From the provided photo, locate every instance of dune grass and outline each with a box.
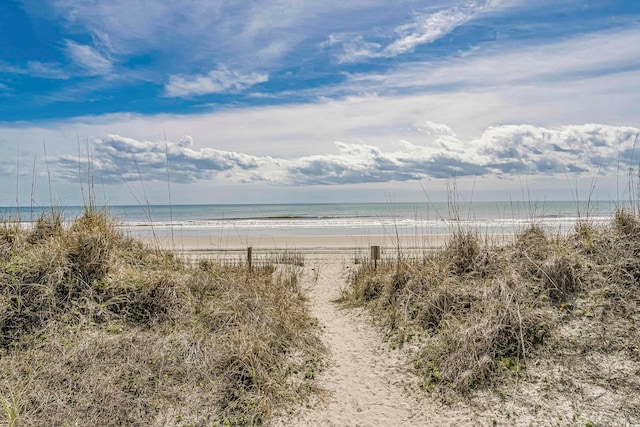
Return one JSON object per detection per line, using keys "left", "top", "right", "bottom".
{"left": 343, "top": 209, "right": 640, "bottom": 419}
{"left": 0, "top": 208, "right": 324, "bottom": 426}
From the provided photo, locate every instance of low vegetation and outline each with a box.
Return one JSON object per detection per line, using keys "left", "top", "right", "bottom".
{"left": 0, "top": 208, "right": 324, "bottom": 426}
{"left": 344, "top": 210, "right": 640, "bottom": 423}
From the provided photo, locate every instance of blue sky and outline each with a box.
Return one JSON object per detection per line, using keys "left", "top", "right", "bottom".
{"left": 0, "top": 0, "right": 639, "bottom": 206}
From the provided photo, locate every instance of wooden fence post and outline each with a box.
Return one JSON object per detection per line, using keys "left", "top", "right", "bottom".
{"left": 371, "top": 245, "right": 380, "bottom": 269}
{"left": 247, "top": 247, "right": 253, "bottom": 270}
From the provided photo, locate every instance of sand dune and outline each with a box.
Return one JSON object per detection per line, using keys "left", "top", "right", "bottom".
{"left": 175, "top": 234, "right": 637, "bottom": 426}
{"left": 174, "top": 236, "right": 486, "bottom": 426}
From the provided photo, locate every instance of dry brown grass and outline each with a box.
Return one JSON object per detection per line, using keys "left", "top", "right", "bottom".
{"left": 344, "top": 210, "right": 640, "bottom": 423}
{"left": 0, "top": 209, "right": 324, "bottom": 426}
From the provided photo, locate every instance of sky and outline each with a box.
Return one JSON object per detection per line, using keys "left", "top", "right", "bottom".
{"left": 0, "top": 0, "right": 639, "bottom": 206}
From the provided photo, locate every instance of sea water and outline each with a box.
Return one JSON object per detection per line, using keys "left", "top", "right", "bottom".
{"left": 0, "top": 200, "right": 628, "bottom": 238}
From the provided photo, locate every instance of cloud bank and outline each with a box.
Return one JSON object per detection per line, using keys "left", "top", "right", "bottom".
{"left": 58, "top": 134, "right": 267, "bottom": 184}
{"left": 57, "top": 124, "right": 640, "bottom": 186}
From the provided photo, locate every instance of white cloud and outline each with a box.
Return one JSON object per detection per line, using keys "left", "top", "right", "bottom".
{"left": 329, "top": 1, "right": 501, "bottom": 62}
{"left": 50, "top": 0, "right": 176, "bottom": 55}
{"left": 64, "top": 40, "right": 113, "bottom": 75}
{"left": 323, "top": 35, "right": 381, "bottom": 63}
{"left": 44, "top": 0, "right": 391, "bottom": 72}
{"left": 282, "top": 124, "right": 639, "bottom": 184}
{"left": 164, "top": 67, "right": 269, "bottom": 97}
{"left": 26, "top": 61, "right": 70, "bottom": 80}
{"left": 54, "top": 124, "right": 640, "bottom": 188}
{"left": 347, "top": 27, "right": 640, "bottom": 91}
{"left": 57, "top": 134, "right": 269, "bottom": 184}
{"left": 416, "top": 121, "right": 458, "bottom": 138}
{"left": 385, "top": 5, "right": 477, "bottom": 55}
{"left": 0, "top": 61, "right": 70, "bottom": 80}
{"left": 471, "top": 124, "right": 640, "bottom": 174}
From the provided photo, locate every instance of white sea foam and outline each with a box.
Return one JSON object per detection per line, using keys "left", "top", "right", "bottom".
{"left": 121, "top": 214, "right": 614, "bottom": 238}
{"left": 2, "top": 201, "right": 621, "bottom": 238}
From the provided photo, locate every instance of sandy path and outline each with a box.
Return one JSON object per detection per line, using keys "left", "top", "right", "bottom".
{"left": 276, "top": 253, "right": 433, "bottom": 426}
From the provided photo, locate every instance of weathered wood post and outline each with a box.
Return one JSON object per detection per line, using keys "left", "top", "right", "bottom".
{"left": 247, "top": 247, "right": 253, "bottom": 270}
{"left": 371, "top": 245, "right": 380, "bottom": 269}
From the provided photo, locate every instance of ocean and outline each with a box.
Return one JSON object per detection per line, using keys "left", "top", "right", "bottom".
{"left": 0, "top": 200, "right": 629, "bottom": 238}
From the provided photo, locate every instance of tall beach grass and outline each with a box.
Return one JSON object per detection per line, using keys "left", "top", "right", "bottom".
{"left": 343, "top": 203, "right": 640, "bottom": 422}
{"left": 0, "top": 207, "right": 325, "bottom": 426}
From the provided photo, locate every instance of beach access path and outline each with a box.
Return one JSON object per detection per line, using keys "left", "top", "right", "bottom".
{"left": 275, "top": 251, "right": 433, "bottom": 426}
